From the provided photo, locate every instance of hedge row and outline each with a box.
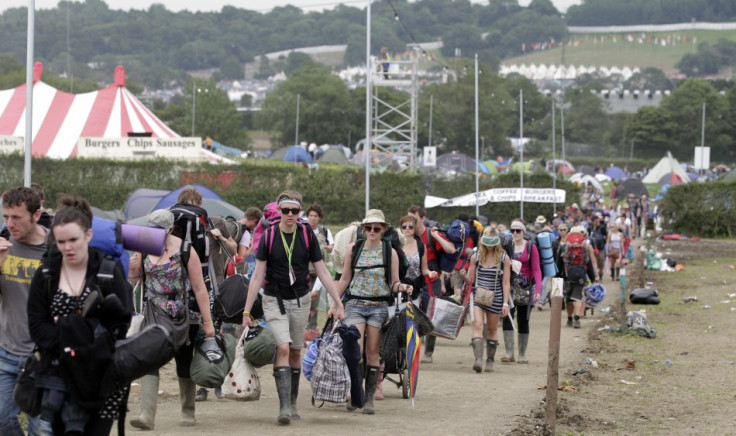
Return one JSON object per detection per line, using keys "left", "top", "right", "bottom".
{"left": 659, "top": 180, "right": 736, "bottom": 238}
{"left": 1, "top": 154, "right": 578, "bottom": 227}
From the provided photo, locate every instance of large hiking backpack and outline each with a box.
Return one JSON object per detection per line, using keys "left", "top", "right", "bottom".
{"left": 221, "top": 216, "right": 246, "bottom": 245}
{"left": 350, "top": 225, "right": 409, "bottom": 296}
{"left": 251, "top": 202, "right": 280, "bottom": 257}
{"left": 561, "top": 233, "right": 589, "bottom": 284}
{"left": 429, "top": 219, "right": 470, "bottom": 272}
{"left": 168, "top": 203, "right": 211, "bottom": 311}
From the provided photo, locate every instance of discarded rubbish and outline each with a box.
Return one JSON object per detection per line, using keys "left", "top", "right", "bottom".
{"left": 630, "top": 288, "right": 660, "bottom": 305}
{"left": 599, "top": 305, "right": 612, "bottom": 314}
{"left": 682, "top": 296, "right": 698, "bottom": 303}
{"left": 664, "top": 359, "right": 673, "bottom": 367}
{"left": 617, "top": 360, "right": 636, "bottom": 371}
{"left": 626, "top": 311, "right": 657, "bottom": 338}
{"left": 620, "top": 379, "right": 637, "bottom": 385}
{"left": 728, "top": 293, "right": 736, "bottom": 298}
{"left": 591, "top": 360, "right": 599, "bottom": 368}
{"left": 720, "top": 300, "right": 731, "bottom": 304}
{"left": 584, "top": 357, "right": 593, "bottom": 365}
{"left": 701, "top": 305, "right": 711, "bottom": 309}
{"left": 572, "top": 368, "right": 590, "bottom": 376}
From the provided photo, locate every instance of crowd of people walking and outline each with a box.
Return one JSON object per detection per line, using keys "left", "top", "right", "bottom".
{"left": 0, "top": 183, "right": 630, "bottom": 434}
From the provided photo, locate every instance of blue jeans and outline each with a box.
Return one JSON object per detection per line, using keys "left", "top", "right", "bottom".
{"left": 0, "top": 347, "right": 53, "bottom": 436}
{"left": 344, "top": 301, "right": 388, "bottom": 328}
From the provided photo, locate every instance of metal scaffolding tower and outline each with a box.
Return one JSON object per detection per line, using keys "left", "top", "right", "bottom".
{"left": 359, "top": 57, "right": 419, "bottom": 172}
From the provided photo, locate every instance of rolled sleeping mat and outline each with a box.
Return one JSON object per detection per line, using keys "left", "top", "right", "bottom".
{"left": 536, "top": 232, "right": 558, "bottom": 278}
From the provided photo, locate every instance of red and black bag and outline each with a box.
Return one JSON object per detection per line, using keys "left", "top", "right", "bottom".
{"left": 562, "top": 233, "right": 589, "bottom": 284}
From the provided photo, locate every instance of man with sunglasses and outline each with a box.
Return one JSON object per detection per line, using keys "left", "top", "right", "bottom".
{"left": 407, "top": 205, "right": 457, "bottom": 363}
{"left": 242, "top": 190, "right": 345, "bottom": 425}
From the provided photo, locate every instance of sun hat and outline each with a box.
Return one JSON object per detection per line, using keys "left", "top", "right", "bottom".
{"left": 148, "top": 209, "right": 174, "bottom": 232}
{"left": 535, "top": 215, "right": 546, "bottom": 225}
{"left": 571, "top": 203, "right": 579, "bottom": 209}
{"left": 361, "top": 209, "right": 388, "bottom": 226}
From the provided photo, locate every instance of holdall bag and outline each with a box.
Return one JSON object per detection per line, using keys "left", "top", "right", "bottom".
{"left": 629, "top": 288, "right": 660, "bottom": 305}
{"left": 112, "top": 324, "right": 176, "bottom": 387}
{"left": 190, "top": 333, "right": 237, "bottom": 388}
{"left": 311, "top": 321, "right": 350, "bottom": 405}
{"left": 303, "top": 319, "right": 333, "bottom": 381}
{"left": 13, "top": 353, "right": 42, "bottom": 417}
{"left": 222, "top": 328, "right": 261, "bottom": 402}
{"left": 242, "top": 324, "right": 277, "bottom": 368}
{"left": 428, "top": 297, "right": 467, "bottom": 340}
{"left": 212, "top": 274, "right": 264, "bottom": 324}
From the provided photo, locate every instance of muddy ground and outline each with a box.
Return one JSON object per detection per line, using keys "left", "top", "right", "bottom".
{"left": 121, "top": 238, "right": 736, "bottom": 436}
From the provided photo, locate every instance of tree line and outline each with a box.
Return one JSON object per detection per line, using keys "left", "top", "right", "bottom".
{"left": 1, "top": 0, "right": 735, "bottom": 89}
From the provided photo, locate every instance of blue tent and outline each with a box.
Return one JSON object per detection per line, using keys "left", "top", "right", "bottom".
{"left": 605, "top": 166, "right": 626, "bottom": 180}
{"left": 654, "top": 184, "right": 669, "bottom": 202}
{"left": 283, "top": 145, "right": 313, "bottom": 163}
{"left": 154, "top": 185, "right": 223, "bottom": 210}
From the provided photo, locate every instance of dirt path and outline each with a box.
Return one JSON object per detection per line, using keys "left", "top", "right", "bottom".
{"left": 122, "top": 295, "right": 603, "bottom": 436}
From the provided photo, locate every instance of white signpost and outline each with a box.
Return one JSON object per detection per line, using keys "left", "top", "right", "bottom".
{"left": 423, "top": 146, "right": 437, "bottom": 167}
{"left": 694, "top": 146, "right": 710, "bottom": 171}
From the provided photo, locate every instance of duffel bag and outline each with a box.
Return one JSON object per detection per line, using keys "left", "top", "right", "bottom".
{"left": 242, "top": 325, "right": 277, "bottom": 368}
{"left": 191, "top": 332, "right": 237, "bottom": 388}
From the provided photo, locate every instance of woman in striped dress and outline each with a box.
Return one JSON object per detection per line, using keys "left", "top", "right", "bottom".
{"left": 464, "top": 227, "right": 511, "bottom": 373}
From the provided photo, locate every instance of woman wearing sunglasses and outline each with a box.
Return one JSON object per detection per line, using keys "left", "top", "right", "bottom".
{"left": 334, "top": 209, "right": 412, "bottom": 415}
{"left": 501, "top": 219, "right": 541, "bottom": 365}
{"left": 465, "top": 227, "right": 510, "bottom": 373}
{"left": 398, "top": 215, "right": 436, "bottom": 299}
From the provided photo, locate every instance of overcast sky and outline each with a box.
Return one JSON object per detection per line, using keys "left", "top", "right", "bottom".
{"left": 1, "top": 0, "right": 582, "bottom": 14}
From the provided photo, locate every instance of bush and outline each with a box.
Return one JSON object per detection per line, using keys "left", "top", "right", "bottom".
{"left": 659, "top": 180, "right": 736, "bottom": 238}
{"left": 0, "top": 154, "right": 577, "bottom": 228}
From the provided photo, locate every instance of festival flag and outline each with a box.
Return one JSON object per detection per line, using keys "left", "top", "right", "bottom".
{"left": 405, "top": 303, "right": 421, "bottom": 408}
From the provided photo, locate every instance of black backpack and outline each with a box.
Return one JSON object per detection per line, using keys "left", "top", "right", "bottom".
{"left": 349, "top": 226, "right": 409, "bottom": 300}
{"left": 169, "top": 203, "right": 211, "bottom": 311}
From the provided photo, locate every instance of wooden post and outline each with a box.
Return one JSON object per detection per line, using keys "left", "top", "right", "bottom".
{"left": 545, "top": 278, "right": 564, "bottom": 434}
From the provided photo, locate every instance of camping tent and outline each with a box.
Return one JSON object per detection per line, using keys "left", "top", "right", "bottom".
{"left": 154, "top": 185, "right": 223, "bottom": 210}
{"left": 642, "top": 152, "right": 690, "bottom": 185}
{"left": 269, "top": 145, "right": 312, "bottom": 163}
{"left": 618, "top": 177, "right": 648, "bottom": 199}
{"left": 436, "top": 152, "right": 489, "bottom": 174}
{"left": 570, "top": 173, "right": 603, "bottom": 191}
{"left": 124, "top": 189, "right": 170, "bottom": 221}
{"left": 317, "top": 147, "right": 350, "bottom": 165}
{"left": 604, "top": 166, "right": 626, "bottom": 180}
{"left": 127, "top": 198, "right": 244, "bottom": 226}
{"left": 577, "top": 165, "right": 595, "bottom": 176}
{"left": 656, "top": 173, "right": 685, "bottom": 185}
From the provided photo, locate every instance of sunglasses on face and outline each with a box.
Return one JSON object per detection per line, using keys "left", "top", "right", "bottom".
{"left": 401, "top": 225, "right": 414, "bottom": 230}
{"left": 510, "top": 228, "right": 524, "bottom": 234}
{"left": 363, "top": 225, "right": 383, "bottom": 233}
{"left": 280, "top": 207, "right": 301, "bottom": 216}
{"left": 559, "top": 228, "right": 568, "bottom": 232}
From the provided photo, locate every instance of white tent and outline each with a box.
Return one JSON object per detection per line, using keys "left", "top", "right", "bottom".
{"left": 642, "top": 151, "right": 690, "bottom": 184}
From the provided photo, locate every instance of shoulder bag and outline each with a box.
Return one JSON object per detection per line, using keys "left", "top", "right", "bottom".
{"left": 474, "top": 254, "right": 504, "bottom": 308}
{"left": 140, "top": 265, "right": 191, "bottom": 350}
{"left": 13, "top": 353, "right": 42, "bottom": 417}
{"left": 222, "top": 327, "right": 261, "bottom": 402}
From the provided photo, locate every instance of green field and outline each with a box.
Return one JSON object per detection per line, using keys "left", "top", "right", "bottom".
{"left": 503, "top": 29, "right": 736, "bottom": 76}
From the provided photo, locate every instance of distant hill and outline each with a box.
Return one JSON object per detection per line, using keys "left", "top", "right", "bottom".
{"left": 502, "top": 28, "right": 736, "bottom": 76}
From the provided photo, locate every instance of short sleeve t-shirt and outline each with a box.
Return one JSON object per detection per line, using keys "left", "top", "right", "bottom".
{"left": 256, "top": 224, "right": 323, "bottom": 299}
{"left": 0, "top": 232, "right": 48, "bottom": 355}
{"left": 239, "top": 231, "right": 252, "bottom": 248}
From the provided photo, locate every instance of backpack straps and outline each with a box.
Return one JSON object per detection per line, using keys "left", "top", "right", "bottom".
{"left": 96, "top": 257, "right": 118, "bottom": 297}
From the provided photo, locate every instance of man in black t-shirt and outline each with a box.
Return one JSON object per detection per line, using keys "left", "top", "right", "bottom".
{"left": 242, "top": 190, "right": 344, "bottom": 425}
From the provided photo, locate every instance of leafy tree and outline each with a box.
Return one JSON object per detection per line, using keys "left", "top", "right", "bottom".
{"left": 255, "top": 62, "right": 354, "bottom": 146}
{"left": 624, "top": 106, "right": 677, "bottom": 158}
{"left": 220, "top": 58, "right": 244, "bottom": 80}
{"left": 624, "top": 67, "right": 672, "bottom": 91}
{"left": 156, "top": 78, "right": 248, "bottom": 149}
{"left": 561, "top": 87, "right": 611, "bottom": 146}
{"left": 660, "top": 79, "right": 731, "bottom": 160}
{"left": 285, "top": 52, "right": 313, "bottom": 76}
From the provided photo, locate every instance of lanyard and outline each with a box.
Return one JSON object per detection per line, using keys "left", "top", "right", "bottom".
{"left": 279, "top": 226, "right": 297, "bottom": 268}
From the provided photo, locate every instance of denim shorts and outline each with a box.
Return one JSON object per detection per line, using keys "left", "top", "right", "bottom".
{"left": 344, "top": 300, "right": 389, "bottom": 328}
